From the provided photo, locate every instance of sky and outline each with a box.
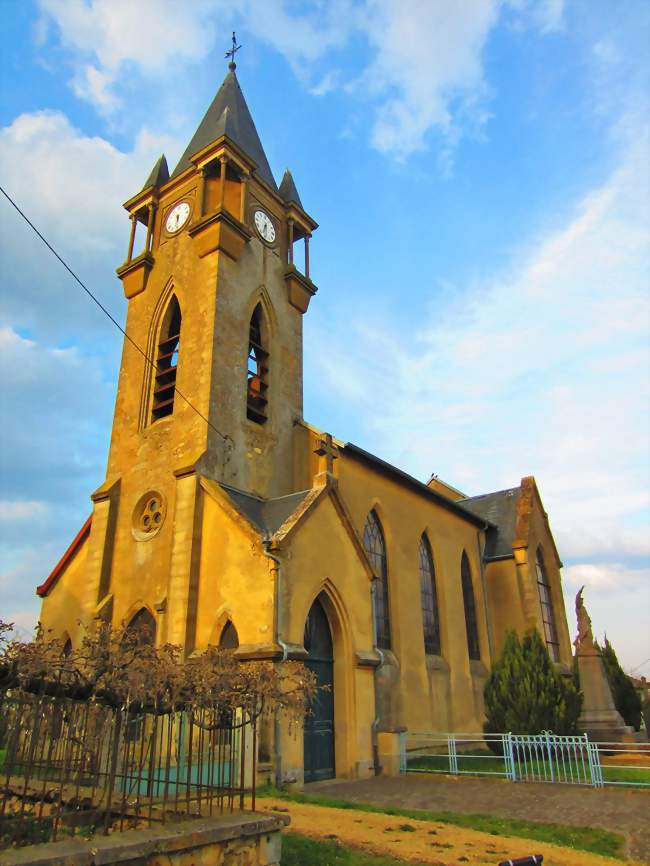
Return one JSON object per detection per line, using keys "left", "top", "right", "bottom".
{"left": 0, "top": 0, "right": 648, "bottom": 676}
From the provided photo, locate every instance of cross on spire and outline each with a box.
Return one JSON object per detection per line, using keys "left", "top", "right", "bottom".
{"left": 225, "top": 31, "right": 242, "bottom": 70}
{"left": 314, "top": 432, "right": 339, "bottom": 476}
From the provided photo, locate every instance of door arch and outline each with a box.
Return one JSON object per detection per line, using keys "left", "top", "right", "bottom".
{"left": 303, "top": 595, "right": 335, "bottom": 782}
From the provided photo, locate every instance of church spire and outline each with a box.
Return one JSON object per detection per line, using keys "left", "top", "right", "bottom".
{"left": 141, "top": 154, "right": 169, "bottom": 191}
{"left": 279, "top": 168, "right": 303, "bottom": 208}
{"left": 170, "top": 60, "right": 277, "bottom": 190}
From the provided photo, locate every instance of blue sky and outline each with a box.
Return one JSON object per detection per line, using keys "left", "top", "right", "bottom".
{"left": 0, "top": 0, "right": 648, "bottom": 675}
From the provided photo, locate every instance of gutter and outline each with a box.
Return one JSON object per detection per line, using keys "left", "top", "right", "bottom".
{"left": 262, "top": 538, "right": 289, "bottom": 787}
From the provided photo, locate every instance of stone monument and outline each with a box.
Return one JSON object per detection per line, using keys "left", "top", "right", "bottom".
{"left": 574, "top": 587, "right": 633, "bottom": 741}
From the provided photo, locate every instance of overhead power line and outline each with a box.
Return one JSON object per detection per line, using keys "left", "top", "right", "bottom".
{"left": 0, "top": 184, "right": 229, "bottom": 443}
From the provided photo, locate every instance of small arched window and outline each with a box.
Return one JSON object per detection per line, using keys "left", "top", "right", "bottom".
{"left": 219, "top": 620, "right": 239, "bottom": 650}
{"left": 419, "top": 535, "right": 441, "bottom": 656}
{"left": 461, "top": 552, "right": 480, "bottom": 661}
{"left": 364, "top": 510, "right": 390, "bottom": 650}
{"left": 152, "top": 295, "right": 181, "bottom": 421}
{"left": 247, "top": 304, "right": 268, "bottom": 423}
{"left": 535, "top": 547, "right": 559, "bottom": 662}
{"left": 62, "top": 637, "right": 72, "bottom": 657}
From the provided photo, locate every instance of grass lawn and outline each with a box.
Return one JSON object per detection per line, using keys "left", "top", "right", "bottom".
{"left": 282, "top": 833, "right": 427, "bottom": 866}
{"left": 260, "top": 786, "right": 625, "bottom": 860}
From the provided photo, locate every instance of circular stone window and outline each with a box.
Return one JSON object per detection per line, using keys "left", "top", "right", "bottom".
{"left": 132, "top": 491, "right": 166, "bottom": 540}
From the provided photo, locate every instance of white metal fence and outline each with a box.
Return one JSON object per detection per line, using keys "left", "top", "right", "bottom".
{"left": 400, "top": 731, "right": 650, "bottom": 788}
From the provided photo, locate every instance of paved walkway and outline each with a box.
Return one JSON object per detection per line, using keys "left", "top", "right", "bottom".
{"left": 309, "top": 774, "right": 650, "bottom": 862}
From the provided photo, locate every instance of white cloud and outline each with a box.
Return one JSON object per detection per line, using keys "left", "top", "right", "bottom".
{"left": 563, "top": 563, "right": 649, "bottom": 591}
{"left": 0, "top": 500, "right": 47, "bottom": 521}
{"left": 0, "top": 110, "right": 181, "bottom": 340}
{"left": 36, "top": 1, "right": 562, "bottom": 158}
{"left": 38, "top": 0, "right": 226, "bottom": 111}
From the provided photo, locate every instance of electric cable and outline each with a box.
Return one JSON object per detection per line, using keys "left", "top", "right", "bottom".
{"left": 0, "top": 183, "right": 230, "bottom": 442}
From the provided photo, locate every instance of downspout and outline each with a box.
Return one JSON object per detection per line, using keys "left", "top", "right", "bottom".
{"left": 476, "top": 526, "right": 494, "bottom": 662}
{"left": 370, "top": 577, "right": 385, "bottom": 775}
{"left": 262, "top": 538, "right": 289, "bottom": 788}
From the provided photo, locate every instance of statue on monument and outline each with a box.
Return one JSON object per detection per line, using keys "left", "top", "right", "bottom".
{"left": 573, "top": 585, "right": 632, "bottom": 740}
{"left": 574, "top": 586, "right": 596, "bottom": 652}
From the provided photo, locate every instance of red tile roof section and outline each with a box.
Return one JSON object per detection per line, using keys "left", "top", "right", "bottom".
{"left": 36, "top": 515, "right": 92, "bottom": 597}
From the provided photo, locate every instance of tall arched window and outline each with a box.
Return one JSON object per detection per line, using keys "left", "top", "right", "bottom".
{"left": 461, "top": 552, "right": 480, "bottom": 661}
{"left": 363, "top": 510, "right": 390, "bottom": 650}
{"left": 419, "top": 534, "right": 441, "bottom": 656}
{"left": 247, "top": 304, "right": 268, "bottom": 423}
{"left": 152, "top": 295, "right": 181, "bottom": 421}
{"left": 535, "top": 547, "right": 559, "bottom": 662}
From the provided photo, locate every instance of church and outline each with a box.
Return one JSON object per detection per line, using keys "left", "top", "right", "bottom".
{"left": 37, "top": 58, "right": 573, "bottom": 786}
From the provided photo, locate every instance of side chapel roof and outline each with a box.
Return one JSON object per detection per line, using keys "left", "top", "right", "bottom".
{"left": 171, "top": 69, "right": 277, "bottom": 190}
{"left": 219, "top": 483, "right": 311, "bottom": 536}
{"left": 460, "top": 486, "right": 520, "bottom": 560}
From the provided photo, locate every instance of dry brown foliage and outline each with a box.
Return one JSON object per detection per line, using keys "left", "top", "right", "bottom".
{"left": 0, "top": 620, "right": 315, "bottom": 718}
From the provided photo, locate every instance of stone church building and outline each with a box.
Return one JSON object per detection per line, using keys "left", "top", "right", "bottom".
{"left": 37, "top": 63, "right": 573, "bottom": 785}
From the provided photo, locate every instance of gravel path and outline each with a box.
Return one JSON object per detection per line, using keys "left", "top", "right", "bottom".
{"left": 309, "top": 774, "right": 650, "bottom": 862}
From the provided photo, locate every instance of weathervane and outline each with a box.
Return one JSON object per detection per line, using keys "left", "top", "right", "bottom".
{"left": 225, "top": 31, "right": 242, "bottom": 70}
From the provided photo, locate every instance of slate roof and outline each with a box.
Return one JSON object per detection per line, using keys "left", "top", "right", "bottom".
{"left": 142, "top": 154, "right": 169, "bottom": 190}
{"left": 171, "top": 70, "right": 277, "bottom": 190}
{"left": 459, "top": 487, "right": 520, "bottom": 559}
{"left": 219, "top": 483, "right": 311, "bottom": 536}
{"left": 279, "top": 168, "right": 303, "bottom": 208}
{"left": 343, "top": 443, "right": 491, "bottom": 528}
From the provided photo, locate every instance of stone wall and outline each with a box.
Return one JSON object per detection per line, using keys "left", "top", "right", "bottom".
{"left": 0, "top": 813, "right": 288, "bottom": 866}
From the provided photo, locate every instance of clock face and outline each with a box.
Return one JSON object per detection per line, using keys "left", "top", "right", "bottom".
{"left": 253, "top": 209, "right": 276, "bottom": 244}
{"left": 165, "top": 201, "right": 191, "bottom": 234}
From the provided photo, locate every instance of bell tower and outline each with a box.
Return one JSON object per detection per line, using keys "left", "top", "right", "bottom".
{"left": 108, "top": 56, "right": 318, "bottom": 500}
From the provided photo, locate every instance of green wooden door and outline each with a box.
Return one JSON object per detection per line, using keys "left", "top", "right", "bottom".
{"left": 303, "top": 597, "right": 335, "bottom": 782}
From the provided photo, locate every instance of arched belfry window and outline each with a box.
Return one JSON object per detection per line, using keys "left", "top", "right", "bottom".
{"left": 219, "top": 621, "right": 239, "bottom": 650}
{"left": 247, "top": 304, "right": 268, "bottom": 423}
{"left": 419, "top": 534, "right": 441, "bottom": 656}
{"left": 152, "top": 295, "right": 181, "bottom": 421}
{"left": 364, "top": 510, "right": 391, "bottom": 650}
{"left": 535, "top": 547, "right": 559, "bottom": 662}
{"left": 461, "top": 552, "right": 480, "bottom": 661}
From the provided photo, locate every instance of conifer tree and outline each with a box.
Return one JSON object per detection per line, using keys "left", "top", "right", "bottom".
{"left": 484, "top": 628, "right": 582, "bottom": 737}
{"left": 601, "top": 637, "right": 641, "bottom": 730}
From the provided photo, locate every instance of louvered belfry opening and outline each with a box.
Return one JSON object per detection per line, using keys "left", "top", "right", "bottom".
{"left": 152, "top": 296, "right": 181, "bottom": 422}
{"left": 247, "top": 304, "right": 268, "bottom": 423}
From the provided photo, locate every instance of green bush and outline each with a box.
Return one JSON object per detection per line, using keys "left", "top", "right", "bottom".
{"left": 484, "top": 629, "right": 582, "bottom": 738}
{"left": 601, "top": 638, "right": 642, "bottom": 730}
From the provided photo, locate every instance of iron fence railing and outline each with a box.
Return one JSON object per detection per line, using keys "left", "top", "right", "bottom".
{"left": 0, "top": 692, "right": 257, "bottom": 848}
{"left": 401, "top": 731, "right": 650, "bottom": 788}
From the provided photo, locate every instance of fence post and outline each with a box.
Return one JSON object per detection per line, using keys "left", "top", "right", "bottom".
{"left": 587, "top": 736, "right": 603, "bottom": 788}
{"left": 448, "top": 735, "right": 458, "bottom": 775}
{"left": 546, "top": 731, "right": 554, "bottom": 783}
{"left": 504, "top": 733, "right": 516, "bottom": 781}
{"left": 399, "top": 731, "right": 407, "bottom": 773}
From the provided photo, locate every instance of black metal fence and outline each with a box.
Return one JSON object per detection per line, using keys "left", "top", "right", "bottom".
{"left": 0, "top": 691, "right": 257, "bottom": 848}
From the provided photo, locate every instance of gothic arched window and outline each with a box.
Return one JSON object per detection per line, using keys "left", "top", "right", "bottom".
{"left": 219, "top": 620, "right": 239, "bottom": 650}
{"left": 124, "top": 607, "right": 156, "bottom": 646}
{"left": 364, "top": 510, "right": 390, "bottom": 650}
{"left": 247, "top": 304, "right": 268, "bottom": 423}
{"left": 152, "top": 295, "right": 181, "bottom": 421}
{"left": 461, "top": 552, "right": 480, "bottom": 661}
{"left": 419, "top": 534, "right": 441, "bottom": 656}
{"left": 536, "top": 547, "right": 559, "bottom": 662}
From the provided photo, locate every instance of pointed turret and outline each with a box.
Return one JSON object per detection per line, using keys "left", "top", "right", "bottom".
{"left": 279, "top": 168, "right": 303, "bottom": 209}
{"left": 142, "top": 154, "right": 169, "bottom": 191}
{"left": 171, "top": 69, "right": 277, "bottom": 190}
